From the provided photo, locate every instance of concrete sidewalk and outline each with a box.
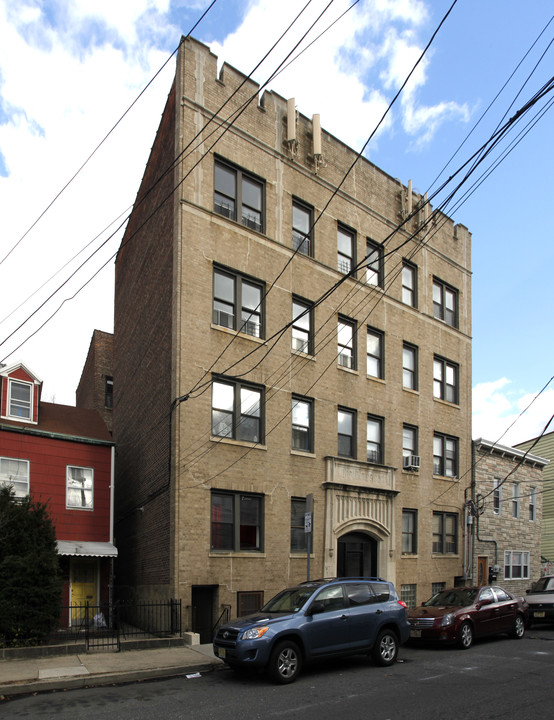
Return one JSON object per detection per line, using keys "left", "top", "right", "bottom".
{"left": 0, "top": 643, "right": 224, "bottom": 698}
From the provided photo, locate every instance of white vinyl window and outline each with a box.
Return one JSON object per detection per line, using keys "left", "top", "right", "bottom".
{"left": 7, "top": 379, "right": 33, "bottom": 421}
{"left": 67, "top": 466, "right": 94, "bottom": 509}
{"left": 504, "top": 551, "right": 530, "bottom": 579}
{"left": 0, "top": 457, "right": 30, "bottom": 498}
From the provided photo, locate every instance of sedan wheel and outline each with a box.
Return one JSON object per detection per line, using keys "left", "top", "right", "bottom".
{"left": 511, "top": 614, "right": 525, "bottom": 639}
{"left": 457, "top": 621, "right": 473, "bottom": 649}
{"left": 268, "top": 641, "right": 302, "bottom": 684}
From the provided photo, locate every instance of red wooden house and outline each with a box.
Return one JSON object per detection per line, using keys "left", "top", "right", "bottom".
{"left": 0, "top": 362, "right": 116, "bottom": 623}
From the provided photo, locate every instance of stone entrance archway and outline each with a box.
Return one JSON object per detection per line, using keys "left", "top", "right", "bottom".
{"left": 337, "top": 531, "right": 378, "bottom": 577}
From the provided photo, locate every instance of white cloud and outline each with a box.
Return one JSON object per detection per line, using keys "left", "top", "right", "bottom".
{"left": 472, "top": 378, "right": 554, "bottom": 448}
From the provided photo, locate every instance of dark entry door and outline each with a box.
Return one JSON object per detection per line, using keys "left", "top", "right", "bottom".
{"left": 337, "top": 532, "right": 377, "bottom": 577}
{"left": 191, "top": 586, "right": 217, "bottom": 643}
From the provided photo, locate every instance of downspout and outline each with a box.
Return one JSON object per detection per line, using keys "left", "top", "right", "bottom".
{"left": 110, "top": 445, "right": 115, "bottom": 610}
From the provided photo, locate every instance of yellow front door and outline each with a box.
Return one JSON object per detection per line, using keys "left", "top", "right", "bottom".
{"left": 70, "top": 558, "right": 98, "bottom": 626}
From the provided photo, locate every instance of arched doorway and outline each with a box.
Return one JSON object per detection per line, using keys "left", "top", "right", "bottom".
{"left": 337, "top": 531, "right": 378, "bottom": 577}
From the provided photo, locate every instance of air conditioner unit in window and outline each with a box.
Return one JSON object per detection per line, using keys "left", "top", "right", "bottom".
{"left": 213, "top": 309, "right": 235, "bottom": 329}
{"left": 403, "top": 454, "right": 420, "bottom": 471}
{"left": 241, "top": 320, "right": 261, "bottom": 338}
{"left": 338, "top": 352, "right": 353, "bottom": 369}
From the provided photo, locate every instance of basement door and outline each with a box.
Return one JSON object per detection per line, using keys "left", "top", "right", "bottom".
{"left": 191, "top": 586, "right": 217, "bottom": 643}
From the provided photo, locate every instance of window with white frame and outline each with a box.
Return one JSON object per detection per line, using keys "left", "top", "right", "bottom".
{"left": 212, "top": 378, "right": 263, "bottom": 443}
{"left": 0, "top": 457, "right": 30, "bottom": 498}
{"left": 7, "top": 379, "right": 33, "bottom": 421}
{"left": 433, "top": 356, "right": 459, "bottom": 404}
{"left": 402, "top": 343, "right": 418, "bottom": 390}
{"left": 504, "top": 550, "right": 530, "bottom": 579}
{"left": 512, "top": 482, "right": 520, "bottom": 518}
{"left": 213, "top": 266, "right": 264, "bottom": 338}
{"left": 292, "top": 298, "right": 313, "bottom": 354}
{"left": 67, "top": 466, "right": 94, "bottom": 509}
{"left": 338, "top": 316, "right": 356, "bottom": 370}
{"left": 401, "top": 261, "right": 417, "bottom": 307}
{"left": 337, "top": 224, "right": 355, "bottom": 274}
{"left": 366, "top": 328, "right": 384, "bottom": 379}
{"left": 493, "top": 478, "right": 502, "bottom": 515}
{"left": 529, "top": 486, "right": 537, "bottom": 521}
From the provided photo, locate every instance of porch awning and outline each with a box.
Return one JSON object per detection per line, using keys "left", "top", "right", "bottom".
{"left": 56, "top": 540, "right": 118, "bottom": 558}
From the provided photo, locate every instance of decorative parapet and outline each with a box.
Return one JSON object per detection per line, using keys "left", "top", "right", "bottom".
{"left": 324, "top": 456, "right": 396, "bottom": 494}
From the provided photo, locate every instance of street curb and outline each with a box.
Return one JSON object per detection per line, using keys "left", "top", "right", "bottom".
{"left": 0, "top": 659, "right": 224, "bottom": 699}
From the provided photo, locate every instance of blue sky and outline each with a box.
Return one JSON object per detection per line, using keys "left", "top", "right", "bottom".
{"left": 0, "top": 0, "right": 552, "bottom": 446}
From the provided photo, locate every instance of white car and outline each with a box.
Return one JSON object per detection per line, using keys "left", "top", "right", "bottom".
{"left": 526, "top": 576, "right": 554, "bottom": 625}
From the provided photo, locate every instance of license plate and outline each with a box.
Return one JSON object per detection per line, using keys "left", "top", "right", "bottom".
{"left": 534, "top": 611, "right": 545, "bottom": 618}
{"left": 216, "top": 647, "right": 226, "bottom": 659}
{"left": 410, "top": 629, "right": 422, "bottom": 638}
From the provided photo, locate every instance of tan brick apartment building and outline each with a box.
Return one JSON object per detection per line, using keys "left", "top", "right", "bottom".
{"left": 113, "top": 37, "right": 472, "bottom": 639}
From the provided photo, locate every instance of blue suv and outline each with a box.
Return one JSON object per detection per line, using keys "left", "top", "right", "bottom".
{"left": 213, "top": 577, "right": 410, "bottom": 683}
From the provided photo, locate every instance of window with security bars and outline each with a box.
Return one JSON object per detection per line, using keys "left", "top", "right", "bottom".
{"left": 292, "top": 199, "right": 313, "bottom": 256}
{"left": 366, "top": 415, "right": 383, "bottom": 464}
{"left": 401, "top": 584, "right": 417, "bottom": 609}
{"left": 214, "top": 158, "right": 264, "bottom": 233}
{"left": 338, "top": 316, "right": 356, "bottom": 370}
{"left": 237, "top": 591, "right": 264, "bottom": 617}
{"left": 292, "top": 298, "right": 313, "bottom": 354}
{"left": 337, "top": 224, "right": 355, "bottom": 274}
{"left": 213, "top": 266, "right": 264, "bottom": 339}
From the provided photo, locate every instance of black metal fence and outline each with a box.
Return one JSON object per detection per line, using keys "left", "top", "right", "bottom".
{"left": 44, "top": 599, "right": 182, "bottom": 651}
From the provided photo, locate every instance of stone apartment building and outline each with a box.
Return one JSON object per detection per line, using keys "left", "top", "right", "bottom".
{"left": 471, "top": 439, "right": 547, "bottom": 596}
{"left": 113, "top": 36, "right": 472, "bottom": 639}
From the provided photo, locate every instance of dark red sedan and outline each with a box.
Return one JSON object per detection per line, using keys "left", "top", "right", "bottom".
{"left": 407, "top": 585, "right": 528, "bottom": 649}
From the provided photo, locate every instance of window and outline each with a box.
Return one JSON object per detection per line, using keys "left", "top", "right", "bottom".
{"left": 211, "top": 491, "right": 264, "bottom": 551}
{"left": 365, "top": 239, "right": 383, "bottom": 287}
{"left": 338, "top": 408, "right": 356, "bottom": 458}
{"left": 366, "top": 328, "right": 384, "bottom": 379}
{"left": 292, "top": 396, "right": 313, "bottom": 453}
{"left": 403, "top": 425, "right": 418, "bottom": 459}
{"left": 7, "top": 379, "right": 33, "bottom": 420}
{"left": 432, "top": 582, "right": 446, "bottom": 595}
{"left": 433, "top": 433, "right": 458, "bottom": 478}
{"left": 291, "top": 497, "right": 308, "bottom": 552}
{"left": 402, "top": 510, "right": 417, "bottom": 554}
{"left": 214, "top": 159, "right": 264, "bottom": 232}
{"left": 337, "top": 224, "right": 355, "bottom": 274}
{"left": 493, "top": 478, "right": 502, "bottom": 515}
{"left": 433, "top": 512, "right": 458, "bottom": 554}
{"left": 401, "top": 584, "right": 417, "bottom": 609}
{"left": 338, "top": 316, "right": 356, "bottom": 370}
{"left": 67, "top": 466, "right": 94, "bottom": 509}
{"left": 529, "top": 486, "right": 537, "bottom": 521}
{"left": 402, "top": 261, "right": 417, "bottom": 307}
{"left": 0, "top": 457, "right": 30, "bottom": 498}
{"left": 402, "top": 343, "right": 418, "bottom": 390}
{"left": 504, "top": 550, "right": 530, "bottom": 580}
{"left": 105, "top": 376, "right": 113, "bottom": 409}
{"left": 213, "top": 267, "right": 264, "bottom": 338}
{"left": 366, "top": 415, "right": 383, "bottom": 464}
{"left": 512, "top": 482, "right": 520, "bottom": 518}
{"left": 237, "top": 591, "right": 264, "bottom": 617}
{"left": 292, "top": 298, "right": 313, "bottom": 354}
{"left": 433, "top": 356, "right": 459, "bottom": 404}
{"left": 292, "top": 199, "right": 313, "bottom": 256}
{"left": 433, "top": 278, "right": 458, "bottom": 327}
{"left": 212, "top": 379, "right": 263, "bottom": 443}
